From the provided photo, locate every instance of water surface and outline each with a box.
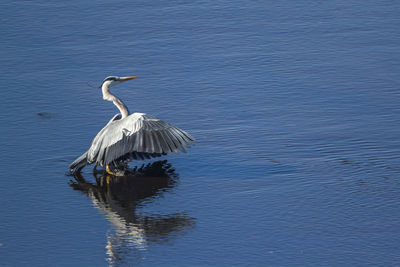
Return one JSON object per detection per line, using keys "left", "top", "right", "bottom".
{"left": 1, "top": 0, "right": 400, "bottom": 266}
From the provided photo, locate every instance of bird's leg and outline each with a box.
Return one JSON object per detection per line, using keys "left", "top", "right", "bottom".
{"left": 93, "top": 164, "right": 100, "bottom": 175}
{"left": 106, "top": 164, "right": 124, "bottom": 177}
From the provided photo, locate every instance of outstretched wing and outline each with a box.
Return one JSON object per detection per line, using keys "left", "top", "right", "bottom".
{"left": 87, "top": 113, "right": 195, "bottom": 166}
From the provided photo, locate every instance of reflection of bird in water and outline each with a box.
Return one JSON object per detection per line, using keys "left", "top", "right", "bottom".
{"left": 69, "top": 76, "right": 195, "bottom": 176}
{"left": 69, "top": 160, "right": 195, "bottom": 265}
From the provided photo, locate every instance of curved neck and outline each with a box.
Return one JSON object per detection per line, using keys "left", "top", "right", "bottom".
{"left": 102, "top": 83, "right": 130, "bottom": 119}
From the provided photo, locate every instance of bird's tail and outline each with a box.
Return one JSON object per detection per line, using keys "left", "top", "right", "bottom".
{"left": 69, "top": 151, "right": 88, "bottom": 172}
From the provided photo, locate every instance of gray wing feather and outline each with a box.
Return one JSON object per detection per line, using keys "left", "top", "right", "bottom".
{"left": 169, "top": 128, "right": 187, "bottom": 153}
{"left": 164, "top": 129, "right": 181, "bottom": 153}
{"left": 155, "top": 130, "right": 170, "bottom": 153}
{"left": 69, "top": 151, "right": 88, "bottom": 170}
{"left": 87, "top": 113, "right": 195, "bottom": 166}
{"left": 152, "top": 131, "right": 163, "bottom": 153}
{"left": 160, "top": 129, "right": 176, "bottom": 153}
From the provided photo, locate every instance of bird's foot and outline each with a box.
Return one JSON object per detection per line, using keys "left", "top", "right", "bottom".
{"left": 106, "top": 164, "right": 125, "bottom": 177}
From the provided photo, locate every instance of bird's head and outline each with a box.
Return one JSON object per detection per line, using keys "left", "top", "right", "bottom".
{"left": 101, "top": 76, "right": 138, "bottom": 88}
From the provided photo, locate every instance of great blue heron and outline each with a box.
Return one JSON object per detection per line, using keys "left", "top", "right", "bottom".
{"left": 69, "top": 76, "right": 194, "bottom": 175}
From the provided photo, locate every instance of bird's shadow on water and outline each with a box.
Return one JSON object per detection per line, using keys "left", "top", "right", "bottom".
{"left": 69, "top": 160, "right": 196, "bottom": 265}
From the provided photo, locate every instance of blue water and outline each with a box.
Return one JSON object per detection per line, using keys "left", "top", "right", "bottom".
{"left": 1, "top": 0, "right": 400, "bottom": 266}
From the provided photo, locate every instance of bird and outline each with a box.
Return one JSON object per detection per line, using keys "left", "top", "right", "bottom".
{"left": 69, "top": 75, "right": 195, "bottom": 175}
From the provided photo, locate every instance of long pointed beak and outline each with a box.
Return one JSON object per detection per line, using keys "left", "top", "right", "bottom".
{"left": 120, "top": 76, "right": 138, "bottom": 82}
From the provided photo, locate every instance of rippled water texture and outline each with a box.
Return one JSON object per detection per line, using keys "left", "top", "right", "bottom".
{"left": 1, "top": 1, "right": 400, "bottom": 266}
